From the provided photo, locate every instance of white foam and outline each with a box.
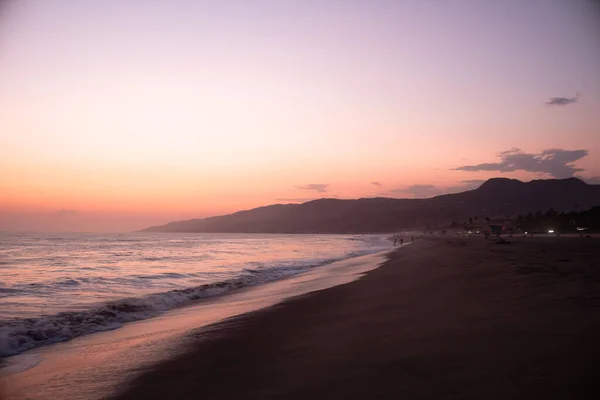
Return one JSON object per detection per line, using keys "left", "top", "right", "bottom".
{"left": 0, "top": 249, "right": 384, "bottom": 356}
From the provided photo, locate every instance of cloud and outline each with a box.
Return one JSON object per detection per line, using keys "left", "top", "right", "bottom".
{"left": 275, "top": 197, "right": 317, "bottom": 203}
{"left": 446, "top": 179, "right": 486, "bottom": 193}
{"left": 55, "top": 209, "right": 79, "bottom": 217}
{"left": 296, "top": 184, "right": 329, "bottom": 193}
{"left": 388, "top": 184, "right": 442, "bottom": 198}
{"left": 371, "top": 181, "right": 382, "bottom": 187}
{"left": 386, "top": 179, "right": 486, "bottom": 198}
{"left": 545, "top": 94, "right": 579, "bottom": 106}
{"left": 577, "top": 176, "right": 600, "bottom": 185}
{"left": 452, "top": 148, "right": 588, "bottom": 178}
{"left": 460, "top": 179, "right": 486, "bottom": 187}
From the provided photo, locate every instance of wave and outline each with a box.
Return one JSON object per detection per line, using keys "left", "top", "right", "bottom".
{"left": 0, "top": 249, "right": 382, "bottom": 357}
{"left": 54, "top": 279, "right": 81, "bottom": 286}
{"left": 133, "top": 272, "right": 190, "bottom": 280}
{"left": 9, "top": 278, "right": 82, "bottom": 291}
{"left": 0, "top": 287, "right": 23, "bottom": 294}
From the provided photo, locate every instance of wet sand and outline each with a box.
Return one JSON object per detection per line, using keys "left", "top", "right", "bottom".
{"left": 113, "top": 237, "right": 600, "bottom": 399}
{"left": 0, "top": 252, "right": 389, "bottom": 400}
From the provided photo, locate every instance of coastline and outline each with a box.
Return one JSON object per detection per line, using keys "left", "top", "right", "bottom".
{"left": 112, "top": 237, "right": 600, "bottom": 399}
{"left": 1, "top": 249, "right": 392, "bottom": 400}
{"left": 0, "top": 233, "right": 390, "bottom": 357}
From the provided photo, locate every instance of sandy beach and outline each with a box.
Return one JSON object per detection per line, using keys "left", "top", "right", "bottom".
{"left": 112, "top": 237, "right": 600, "bottom": 399}
{"left": 0, "top": 251, "right": 390, "bottom": 400}
{"left": 3, "top": 0, "right": 599, "bottom": 398}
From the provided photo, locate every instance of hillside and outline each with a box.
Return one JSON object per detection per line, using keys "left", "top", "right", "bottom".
{"left": 142, "top": 178, "right": 600, "bottom": 233}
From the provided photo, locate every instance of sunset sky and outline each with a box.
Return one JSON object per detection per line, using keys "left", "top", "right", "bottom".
{"left": 1, "top": 0, "right": 599, "bottom": 232}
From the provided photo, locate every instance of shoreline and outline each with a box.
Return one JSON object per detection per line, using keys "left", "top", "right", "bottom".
{"left": 112, "top": 237, "right": 600, "bottom": 399}
{"left": 1, "top": 249, "right": 393, "bottom": 399}
{"left": 0, "top": 243, "right": 390, "bottom": 358}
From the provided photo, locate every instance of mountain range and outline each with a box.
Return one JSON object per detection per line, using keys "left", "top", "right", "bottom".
{"left": 142, "top": 178, "right": 600, "bottom": 233}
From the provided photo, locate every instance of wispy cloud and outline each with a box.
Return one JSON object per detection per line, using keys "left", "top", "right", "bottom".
{"left": 296, "top": 184, "right": 329, "bottom": 193}
{"left": 388, "top": 184, "right": 442, "bottom": 198}
{"left": 371, "top": 181, "right": 382, "bottom": 187}
{"left": 446, "top": 179, "right": 486, "bottom": 193}
{"left": 55, "top": 209, "right": 79, "bottom": 217}
{"left": 452, "top": 148, "right": 588, "bottom": 178}
{"left": 577, "top": 176, "right": 600, "bottom": 185}
{"left": 386, "top": 179, "right": 485, "bottom": 199}
{"left": 460, "top": 179, "right": 486, "bottom": 186}
{"left": 545, "top": 93, "right": 579, "bottom": 106}
{"left": 275, "top": 197, "right": 317, "bottom": 203}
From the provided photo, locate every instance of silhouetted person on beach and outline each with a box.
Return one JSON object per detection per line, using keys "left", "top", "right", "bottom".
{"left": 400, "top": 237, "right": 404, "bottom": 245}
{"left": 411, "top": 236, "right": 414, "bottom": 242}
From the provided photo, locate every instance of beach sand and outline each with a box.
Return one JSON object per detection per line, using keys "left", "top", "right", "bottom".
{"left": 0, "top": 252, "right": 389, "bottom": 400}
{"left": 113, "top": 237, "right": 600, "bottom": 399}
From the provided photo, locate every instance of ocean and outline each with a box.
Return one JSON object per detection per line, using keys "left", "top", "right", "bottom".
{"left": 0, "top": 232, "right": 389, "bottom": 356}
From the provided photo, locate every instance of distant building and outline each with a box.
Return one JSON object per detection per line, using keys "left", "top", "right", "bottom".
{"left": 489, "top": 225, "right": 503, "bottom": 236}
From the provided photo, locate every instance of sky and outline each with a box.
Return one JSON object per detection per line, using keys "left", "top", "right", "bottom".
{"left": 1, "top": 0, "right": 599, "bottom": 232}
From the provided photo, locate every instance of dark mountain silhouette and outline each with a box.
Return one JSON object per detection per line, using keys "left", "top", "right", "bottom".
{"left": 142, "top": 178, "right": 600, "bottom": 233}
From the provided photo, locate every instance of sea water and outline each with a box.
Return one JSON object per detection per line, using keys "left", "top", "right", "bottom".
{"left": 0, "top": 232, "right": 389, "bottom": 355}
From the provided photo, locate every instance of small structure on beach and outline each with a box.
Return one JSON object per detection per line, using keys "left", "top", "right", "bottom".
{"left": 489, "top": 224, "right": 503, "bottom": 236}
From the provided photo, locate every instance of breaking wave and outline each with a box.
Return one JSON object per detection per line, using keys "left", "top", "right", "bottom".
{"left": 0, "top": 250, "right": 379, "bottom": 357}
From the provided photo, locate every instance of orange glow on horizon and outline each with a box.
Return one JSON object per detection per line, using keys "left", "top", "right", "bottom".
{"left": 1, "top": 0, "right": 599, "bottom": 231}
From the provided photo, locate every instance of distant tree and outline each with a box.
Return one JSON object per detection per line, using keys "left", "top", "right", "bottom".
{"left": 517, "top": 214, "right": 523, "bottom": 220}
{"left": 545, "top": 207, "right": 557, "bottom": 217}
{"left": 527, "top": 212, "right": 533, "bottom": 220}
{"left": 535, "top": 210, "right": 543, "bottom": 219}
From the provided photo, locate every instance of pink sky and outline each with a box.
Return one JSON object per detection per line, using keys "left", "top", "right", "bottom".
{"left": 1, "top": 0, "right": 599, "bottom": 232}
